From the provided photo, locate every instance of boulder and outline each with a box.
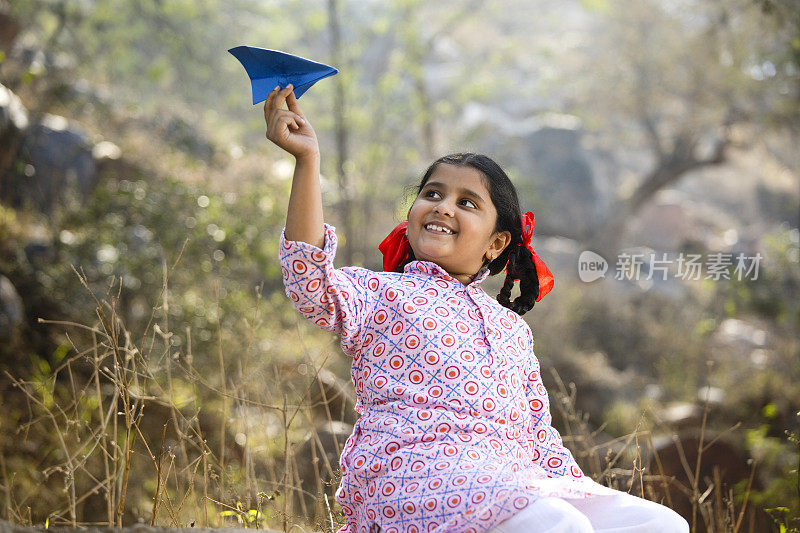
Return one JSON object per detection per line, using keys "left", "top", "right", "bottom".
{"left": 460, "top": 105, "right": 601, "bottom": 239}
{"left": 0, "top": 83, "right": 28, "bottom": 133}
{"left": 544, "top": 350, "right": 640, "bottom": 426}
{"left": 0, "top": 83, "right": 29, "bottom": 194}
{"left": 522, "top": 125, "right": 599, "bottom": 238}
{"left": 0, "top": 11, "right": 20, "bottom": 52}
{"left": 0, "top": 84, "right": 111, "bottom": 215}
{"left": 23, "top": 240, "right": 56, "bottom": 269}
{"left": 161, "top": 115, "right": 215, "bottom": 161}
{"left": 22, "top": 114, "right": 97, "bottom": 215}
{"left": 629, "top": 193, "right": 694, "bottom": 251}
{"left": 0, "top": 275, "right": 23, "bottom": 344}
{"left": 628, "top": 189, "right": 744, "bottom": 252}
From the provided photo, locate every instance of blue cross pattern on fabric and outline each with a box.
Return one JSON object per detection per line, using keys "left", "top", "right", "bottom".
{"left": 279, "top": 223, "right": 617, "bottom": 533}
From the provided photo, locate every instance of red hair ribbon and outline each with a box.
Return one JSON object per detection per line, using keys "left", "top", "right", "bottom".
{"left": 512, "top": 211, "right": 554, "bottom": 302}
{"left": 378, "top": 221, "right": 410, "bottom": 272}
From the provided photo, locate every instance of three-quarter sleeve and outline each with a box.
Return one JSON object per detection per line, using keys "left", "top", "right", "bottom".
{"left": 278, "top": 223, "right": 371, "bottom": 357}
{"left": 525, "top": 354, "right": 585, "bottom": 480}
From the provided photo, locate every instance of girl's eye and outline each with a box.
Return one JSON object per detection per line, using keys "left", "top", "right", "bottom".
{"left": 460, "top": 199, "right": 477, "bottom": 209}
{"left": 424, "top": 190, "right": 441, "bottom": 199}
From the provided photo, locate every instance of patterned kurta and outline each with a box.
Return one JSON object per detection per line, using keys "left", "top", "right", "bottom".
{"left": 279, "top": 223, "right": 616, "bottom": 533}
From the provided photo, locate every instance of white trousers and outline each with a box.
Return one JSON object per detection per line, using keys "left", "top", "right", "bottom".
{"left": 486, "top": 491, "right": 690, "bottom": 533}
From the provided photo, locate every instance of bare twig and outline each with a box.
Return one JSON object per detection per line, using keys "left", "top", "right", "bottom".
{"left": 150, "top": 421, "right": 168, "bottom": 526}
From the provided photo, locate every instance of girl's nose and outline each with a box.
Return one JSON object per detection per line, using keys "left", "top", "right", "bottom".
{"left": 434, "top": 200, "right": 455, "bottom": 217}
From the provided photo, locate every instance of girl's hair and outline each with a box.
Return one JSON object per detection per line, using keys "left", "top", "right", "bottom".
{"left": 401, "top": 152, "right": 540, "bottom": 316}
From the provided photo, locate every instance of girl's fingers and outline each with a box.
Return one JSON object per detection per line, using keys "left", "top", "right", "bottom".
{"left": 273, "top": 84, "right": 294, "bottom": 111}
{"left": 264, "top": 86, "right": 310, "bottom": 148}
{"left": 286, "top": 90, "right": 306, "bottom": 119}
{"left": 266, "top": 86, "right": 306, "bottom": 126}
{"left": 268, "top": 113, "right": 302, "bottom": 140}
{"left": 269, "top": 109, "right": 304, "bottom": 129}
{"left": 280, "top": 114, "right": 301, "bottom": 130}
{"left": 264, "top": 85, "right": 280, "bottom": 111}
{"left": 263, "top": 86, "right": 281, "bottom": 126}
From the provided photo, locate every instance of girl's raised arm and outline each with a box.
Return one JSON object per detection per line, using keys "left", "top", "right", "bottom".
{"left": 264, "top": 85, "right": 324, "bottom": 249}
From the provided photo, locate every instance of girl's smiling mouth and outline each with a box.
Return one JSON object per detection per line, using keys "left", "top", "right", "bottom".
{"left": 424, "top": 223, "right": 456, "bottom": 235}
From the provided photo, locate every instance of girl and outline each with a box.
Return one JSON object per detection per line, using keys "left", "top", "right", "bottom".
{"left": 266, "top": 84, "right": 689, "bottom": 533}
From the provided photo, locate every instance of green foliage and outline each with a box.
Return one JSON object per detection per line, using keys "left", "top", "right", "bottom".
{"left": 0, "top": 204, "right": 18, "bottom": 245}
{"left": 1, "top": 0, "right": 798, "bottom": 529}
{"left": 219, "top": 500, "right": 262, "bottom": 527}
{"left": 745, "top": 424, "right": 800, "bottom": 522}
{"left": 714, "top": 228, "right": 800, "bottom": 326}
{"left": 37, "top": 169, "right": 308, "bottom": 379}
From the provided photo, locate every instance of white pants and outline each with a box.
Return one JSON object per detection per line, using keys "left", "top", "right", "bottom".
{"left": 486, "top": 492, "right": 689, "bottom": 533}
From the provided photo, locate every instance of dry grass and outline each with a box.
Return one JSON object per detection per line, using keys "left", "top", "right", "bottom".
{"left": 548, "top": 367, "right": 766, "bottom": 532}
{"left": 0, "top": 263, "right": 786, "bottom": 532}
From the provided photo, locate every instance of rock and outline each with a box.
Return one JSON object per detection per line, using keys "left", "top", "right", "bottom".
{"left": 713, "top": 318, "right": 767, "bottom": 349}
{"left": 0, "top": 275, "right": 24, "bottom": 343}
{"left": 162, "top": 116, "right": 215, "bottom": 161}
{"left": 0, "top": 83, "right": 29, "bottom": 133}
{"left": 0, "top": 84, "right": 111, "bottom": 215}
{"left": 23, "top": 241, "right": 56, "bottom": 269}
{"left": 94, "top": 146, "right": 147, "bottom": 185}
{"left": 459, "top": 105, "right": 601, "bottom": 239}
{"left": 21, "top": 114, "right": 98, "bottom": 215}
{"left": 628, "top": 193, "right": 694, "bottom": 251}
{"left": 522, "top": 125, "right": 599, "bottom": 238}
{"left": 657, "top": 402, "right": 703, "bottom": 432}
{"left": 629, "top": 189, "right": 743, "bottom": 253}
{"left": 545, "top": 350, "right": 640, "bottom": 426}
{"left": 0, "top": 83, "right": 28, "bottom": 196}
{"left": 92, "top": 140, "right": 122, "bottom": 162}
{"left": 0, "top": 11, "right": 20, "bottom": 52}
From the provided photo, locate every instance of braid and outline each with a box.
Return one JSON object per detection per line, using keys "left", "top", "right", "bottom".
{"left": 516, "top": 246, "right": 540, "bottom": 314}
{"left": 496, "top": 247, "right": 517, "bottom": 309}
{"left": 496, "top": 238, "right": 540, "bottom": 316}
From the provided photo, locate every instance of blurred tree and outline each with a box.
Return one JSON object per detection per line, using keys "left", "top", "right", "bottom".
{"left": 297, "top": 0, "right": 492, "bottom": 265}
{"left": 327, "top": 0, "right": 355, "bottom": 265}
{"left": 2, "top": 0, "right": 292, "bottom": 129}
{"left": 561, "top": 0, "right": 800, "bottom": 254}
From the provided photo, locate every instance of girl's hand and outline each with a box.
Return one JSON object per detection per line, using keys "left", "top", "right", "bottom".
{"left": 264, "top": 85, "right": 319, "bottom": 159}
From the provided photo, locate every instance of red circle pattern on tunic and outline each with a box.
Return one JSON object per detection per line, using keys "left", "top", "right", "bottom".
{"left": 279, "top": 224, "right": 614, "bottom": 533}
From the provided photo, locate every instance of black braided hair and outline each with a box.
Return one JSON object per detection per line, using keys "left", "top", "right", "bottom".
{"left": 399, "top": 153, "right": 542, "bottom": 316}
{"left": 496, "top": 240, "right": 540, "bottom": 315}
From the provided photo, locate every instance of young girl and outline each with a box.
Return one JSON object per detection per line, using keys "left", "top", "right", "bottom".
{"left": 266, "top": 84, "right": 689, "bottom": 533}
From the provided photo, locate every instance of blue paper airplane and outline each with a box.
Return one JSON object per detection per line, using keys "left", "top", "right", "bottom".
{"left": 228, "top": 46, "right": 339, "bottom": 104}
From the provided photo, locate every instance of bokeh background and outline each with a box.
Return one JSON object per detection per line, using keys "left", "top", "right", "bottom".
{"left": 0, "top": 0, "right": 798, "bottom": 531}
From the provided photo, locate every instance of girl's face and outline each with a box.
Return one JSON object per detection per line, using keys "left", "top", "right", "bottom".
{"left": 406, "top": 164, "right": 511, "bottom": 284}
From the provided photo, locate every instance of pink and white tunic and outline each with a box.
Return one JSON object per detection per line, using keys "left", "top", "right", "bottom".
{"left": 279, "top": 223, "right": 615, "bottom": 533}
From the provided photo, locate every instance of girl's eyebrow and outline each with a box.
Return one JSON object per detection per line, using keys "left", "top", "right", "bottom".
{"left": 423, "top": 181, "right": 486, "bottom": 204}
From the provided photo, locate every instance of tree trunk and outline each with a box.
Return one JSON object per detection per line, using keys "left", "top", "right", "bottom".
{"left": 328, "top": 0, "right": 353, "bottom": 266}
{"left": 590, "top": 132, "right": 729, "bottom": 258}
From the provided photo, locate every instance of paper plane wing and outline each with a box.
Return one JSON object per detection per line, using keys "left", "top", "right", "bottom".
{"left": 228, "top": 46, "right": 339, "bottom": 104}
